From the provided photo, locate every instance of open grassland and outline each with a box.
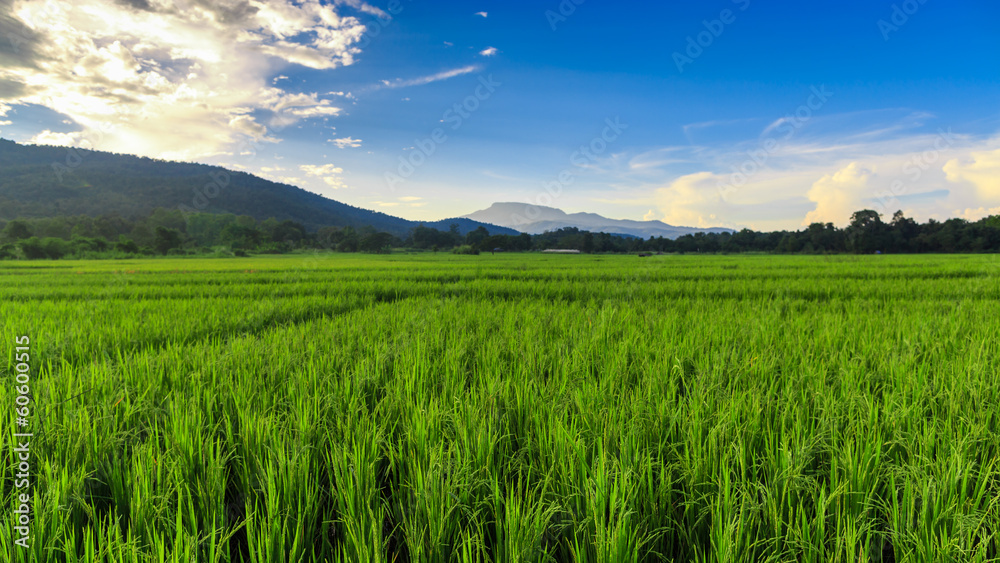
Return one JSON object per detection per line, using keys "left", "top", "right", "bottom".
{"left": 2, "top": 253, "right": 999, "bottom": 562}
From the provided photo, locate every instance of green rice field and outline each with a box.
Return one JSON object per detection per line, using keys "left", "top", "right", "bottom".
{"left": 2, "top": 253, "right": 999, "bottom": 562}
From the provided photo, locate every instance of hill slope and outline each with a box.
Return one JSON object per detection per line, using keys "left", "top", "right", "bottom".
{"left": 0, "top": 139, "right": 515, "bottom": 237}
{"left": 463, "top": 202, "right": 734, "bottom": 239}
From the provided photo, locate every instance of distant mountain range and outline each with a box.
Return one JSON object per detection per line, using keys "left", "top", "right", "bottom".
{"left": 0, "top": 139, "right": 515, "bottom": 237}
{"left": 463, "top": 202, "right": 733, "bottom": 239}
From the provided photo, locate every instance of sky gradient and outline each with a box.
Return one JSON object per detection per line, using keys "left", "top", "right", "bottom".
{"left": 1, "top": 0, "right": 998, "bottom": 230}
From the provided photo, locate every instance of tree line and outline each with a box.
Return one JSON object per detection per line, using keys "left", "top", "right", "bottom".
{"left": 1, "top": 208, "right": 999, "bottom": 260}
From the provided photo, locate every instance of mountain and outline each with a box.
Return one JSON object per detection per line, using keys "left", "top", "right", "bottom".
{"left": 462, "top": 202, "right": 734, "bottom": 239}
{"left": 0, "top": 139, "right": 516, "bottom": 237}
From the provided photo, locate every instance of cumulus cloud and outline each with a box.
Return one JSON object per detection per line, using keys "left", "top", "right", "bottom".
{"left": 802, "top": 163, "right": 874, "bottom": 225}
{"left": 1, "top": 0, "right": 377, "bottom": 159}
{"left": 627, "top": 112, "right": 999, "bottom": 229}
{"left": 475, "top": 11, "right": 488, "bottom": 18}
{"left": 479, "top": 47, "right": 498, "bottom": 57}
{"left": 328, "top": 136, "right": 362, "bottom": 148}
{"left": 654, "top": 171, "right": 729, "bottom": 228}
{"left": 944, "top": 147, "right": 1000, "bottom": 202}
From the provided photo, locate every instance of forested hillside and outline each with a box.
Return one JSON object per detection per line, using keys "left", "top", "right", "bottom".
{"left": 0, "top": 139, "right": 512, "bottom": 237}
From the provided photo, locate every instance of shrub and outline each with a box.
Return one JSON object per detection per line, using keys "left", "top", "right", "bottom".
{"left": 115, "top": 236, "right": 139, "bottom": 254}
{"left": 0, "top": 243, "right": 18, "bottom": 259}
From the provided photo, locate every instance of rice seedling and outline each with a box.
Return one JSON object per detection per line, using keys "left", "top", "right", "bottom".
{"left": 1, "top": 253, "right": 998, "bottom": 561}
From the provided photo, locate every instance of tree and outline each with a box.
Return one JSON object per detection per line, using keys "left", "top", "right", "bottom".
{"left": 269, "top": 220, "right": 307, "bottom": 246}
{"left": 448, "top": 223, "right": 462, "bottom": 246}
{"left": 220, "top": 224, "right": 261, "bottom": 250}
{"left": 94, "top": 213, "right": 132, "bottom": 240}
{"left": 336, "top": 226, "right": 359, "bottom": 252}
{"left": 889, "top": 210, "right": 919, "bottom": 253}
{"left": 846, "top": 209, "right": 884, "bottom": 253}
{"left": 18, "top": 237, "right": 46, "bottom": 259}
{"left": 2, "top": 221, "right": 32, "bottom": 241}
{"left": 130, "top": 223, "right": 155, "bottom": 247}
{"left": 360, "top": 231, "right": 394, "bottom": 253}
{"left": 153, "top": 227, "right": 184, "bottom": 255}
{"left": 465, "top": 226, "right": 490, "bottom": 249}
{"left": 148, "top": 208, "right": 188, "bottom": 233}
{"left": 115, "top": 236, "right": 139, "bottom": 254}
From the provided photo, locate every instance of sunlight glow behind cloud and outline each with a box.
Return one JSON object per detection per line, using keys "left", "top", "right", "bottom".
{"left": 1, "top": 0, "right": 378, "bottom": 159}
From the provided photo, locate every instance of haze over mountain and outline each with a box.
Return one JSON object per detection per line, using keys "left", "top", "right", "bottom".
{"left": 463, "top": 202, "right": 734, "bottom": 239}
{"left": 0, "top": 139, "right": 514, "bottom": 237}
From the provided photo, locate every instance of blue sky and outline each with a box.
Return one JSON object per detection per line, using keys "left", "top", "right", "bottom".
{"left": 2, "top": 0, "right": 999, "bottom": 230}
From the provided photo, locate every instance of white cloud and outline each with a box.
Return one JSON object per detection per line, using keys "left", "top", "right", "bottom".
{"left": 654, "top": 172, "right": 730, "bottom": 229}
{"left": 0, "top": 103, "right": 12, "bottom": 128}
{"left": 328, "top": 136, "right": 362, "bottom": 148}
{"left": 944, "top": 147, "right": 1000, "bottom": 202}
{"left": 375, "top": 65, "right": 481, "bottom": 89}
{"left": 475, "top": 12, "right": 488, "bottom": 18}
{"left": 802, "top": 163, "right": 874, "bottom": 226}
{"left": 621, "top": 114, "right": 999, "bottom": 229}
{"left": 1, "top": 0, "right": 376, "bottom": 159}
{"left": 479, "top": 47, "right": 498, "bottom": 57}
{"left": 300, "top": 163, "right": 347, "bottom": 189}
{"left": 29, "top": 130, "right": 89, "bottom": 147}
{"left": 228, "top": 115, "right": 275, "bottom": 141}
{"left": 373, "top": 198, "right": 426, "bottom": 208}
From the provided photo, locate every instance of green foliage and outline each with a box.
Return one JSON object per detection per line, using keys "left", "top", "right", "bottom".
{"left": 0, "top": 138, "right": 518, "bottom": 237}
{"left": 4, "top": 205, "right": 1000, "bottom": 262}
{"left": 0, "top": 242, "right": 17, "bottom": 259}
{"left": 360, "top": 231, "right": 395, "bottom": 254}
{"left": 115, "top": 235, "right": 139, "bottom": 254}
{"left": 17, "top": 236, "right": 45, "bottom": 259}
{"left": 153, "top": 226, "right": 184, "bottom": 255}
{"left": 2, "top": 219, "right": 32, "bottom": 241}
